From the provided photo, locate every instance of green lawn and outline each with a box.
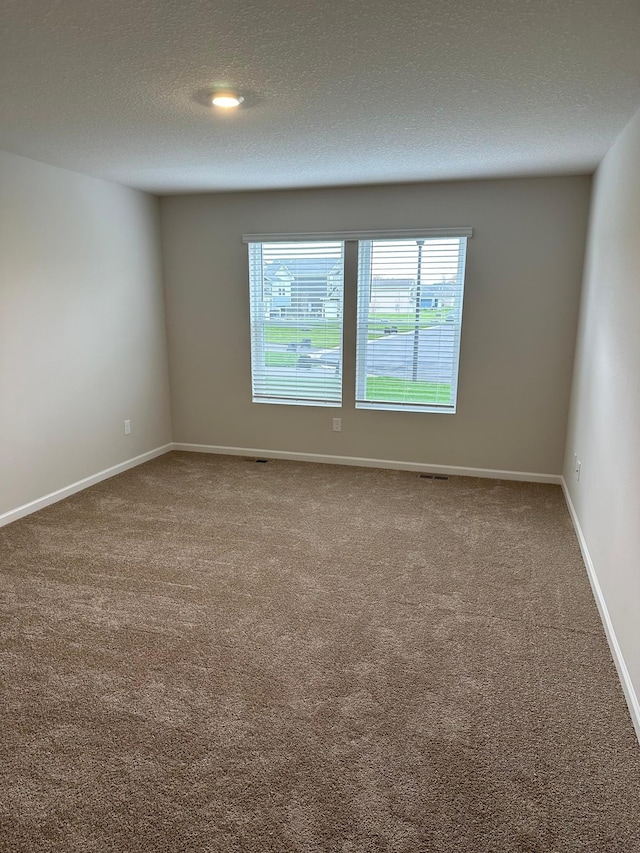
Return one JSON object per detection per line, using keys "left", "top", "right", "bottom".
{"left": 366, "top": 309, "right": 449, "bottom": 335}
{"left": 365, "top": 376, "right": 451, "bottom": 405}
{"left": 258, "top": 375, "right": 341, "bottom": 402}
{"left": 263, "top": 308, "right": 451, "bottom": 348}
{"left": 265, "top": 352, "right": 298, "bottom": 367}
{"left": 258, "top": 367, "right": 451, "bottom": 406}
{"left": 264, "top": 324, "right": 342, "bottom": 348}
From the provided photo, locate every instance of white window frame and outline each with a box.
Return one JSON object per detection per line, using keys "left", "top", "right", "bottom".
{"left": 246, "top": 238, "right": 345, "bottom": 408}
{"left": 243, "top": 228, "right": 472, "bottom": 413}
{"left": 355, "top": 235, "right": 469, "bottom": 414}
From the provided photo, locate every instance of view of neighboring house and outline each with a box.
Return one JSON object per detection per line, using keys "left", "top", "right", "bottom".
{"left": 369, "top": 278, "right": 416, "bottom": 311}
{"left": 264, "top": 257, "right": 343, "bottom": 319}
{"left": 369, "top": 277, "right": 458, "bottom": 311}
{"left": 263, "top": 258, "right": 459, "bottom": 320}
{"left": 421, "top": 279, "right": 458, "bottom": 309}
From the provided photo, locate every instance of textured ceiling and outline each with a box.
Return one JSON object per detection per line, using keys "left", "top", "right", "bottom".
{"left": 2, "top": 0, "right": 640, "bottom": 193}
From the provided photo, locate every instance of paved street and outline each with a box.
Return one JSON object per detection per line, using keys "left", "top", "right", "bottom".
{"left": 364, "top": 327, "right": 456, "bottom": 382}
{"left": 266, "top": 326, "right": 456, "bottom": 383}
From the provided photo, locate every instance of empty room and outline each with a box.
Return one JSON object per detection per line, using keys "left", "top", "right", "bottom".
{"left": 1, "top": 0, "right": 640, "bottom": 850}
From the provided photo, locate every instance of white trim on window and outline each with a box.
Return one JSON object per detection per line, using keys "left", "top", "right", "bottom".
{"left": 355, "top": 236, "right": 468, "bottom": 414}
{"left": 246, "top": 228, "right": 471, "bottom": 414}
{"left": 242, "top": 228, "right": 473, "bottom": 243}
{"left": 247, "top": 240, "right": 345, "bottom": 407}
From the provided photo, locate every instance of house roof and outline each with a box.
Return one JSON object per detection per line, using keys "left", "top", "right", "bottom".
{"left": 2, "top": 0, "right": 640, "bottom": 193}
{"left": 265, "top": 259, "right": 342, "bottom": 279}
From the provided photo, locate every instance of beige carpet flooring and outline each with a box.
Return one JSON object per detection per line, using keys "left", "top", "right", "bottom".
{"left": 1, "top": 451, "right": 640, "bottom": 852}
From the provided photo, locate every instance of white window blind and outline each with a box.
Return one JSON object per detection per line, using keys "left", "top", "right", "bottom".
{"left": 355, "top": 237, "right": 468, "bottom": 413}
{"left": 248, "top": 241, "right": 345, "bottom": 406}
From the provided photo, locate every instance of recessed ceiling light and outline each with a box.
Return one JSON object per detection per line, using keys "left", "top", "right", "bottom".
{"left": 211, "top": 91, "right": 244, "bottom": 109}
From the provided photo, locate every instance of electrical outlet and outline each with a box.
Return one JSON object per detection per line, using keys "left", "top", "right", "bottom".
{"left": 576, "top": 460, "right": 581, "bottom": 481}
{"left": 574, "top": 453, "right": 579, "bottom": 473}
{"left": 332, "top": 417, "right": 342, "bottom": 432}
{"left": 124, "top": 419, "right": 131, "bottom": 435}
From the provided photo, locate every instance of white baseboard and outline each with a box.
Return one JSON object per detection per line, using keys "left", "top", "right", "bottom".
{"left": 172, "top": 443, "right": 562, "bottom": 484}
{"left": 0, "top": 444, "right": 173, "bottom": 529}
{"left": 561, "top": 478, "right": 640, "bottom": 743}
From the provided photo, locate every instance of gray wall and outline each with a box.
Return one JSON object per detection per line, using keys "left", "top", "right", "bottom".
{"left": 0, "top": 151, "right": 172, "bottom": 517}
{"left": 564, "top": 106, "right": 640, "bottom": 707}
{"left": 161, "top": 177, "right": 591, "bottom": 475}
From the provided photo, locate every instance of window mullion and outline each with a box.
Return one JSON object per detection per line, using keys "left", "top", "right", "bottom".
{"left": 341, "top": 240, "right": 359, "bottom": 410}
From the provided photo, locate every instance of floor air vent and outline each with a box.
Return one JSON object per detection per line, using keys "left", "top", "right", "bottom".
{"left": 255, "top": 458, "right": 269, "bottom": 464}
{"left": 420, "top": 473, "right": 449, "bottom": 480}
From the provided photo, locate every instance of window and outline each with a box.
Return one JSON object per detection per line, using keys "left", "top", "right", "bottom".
{"left": 356, "top": 236, "right": 468, "bottom": 413}
{"left": 247, "top": 240, "right": 345, "bottom": 406}
{"left": 245, "top": 228, "right": 470, "bottom": 412}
